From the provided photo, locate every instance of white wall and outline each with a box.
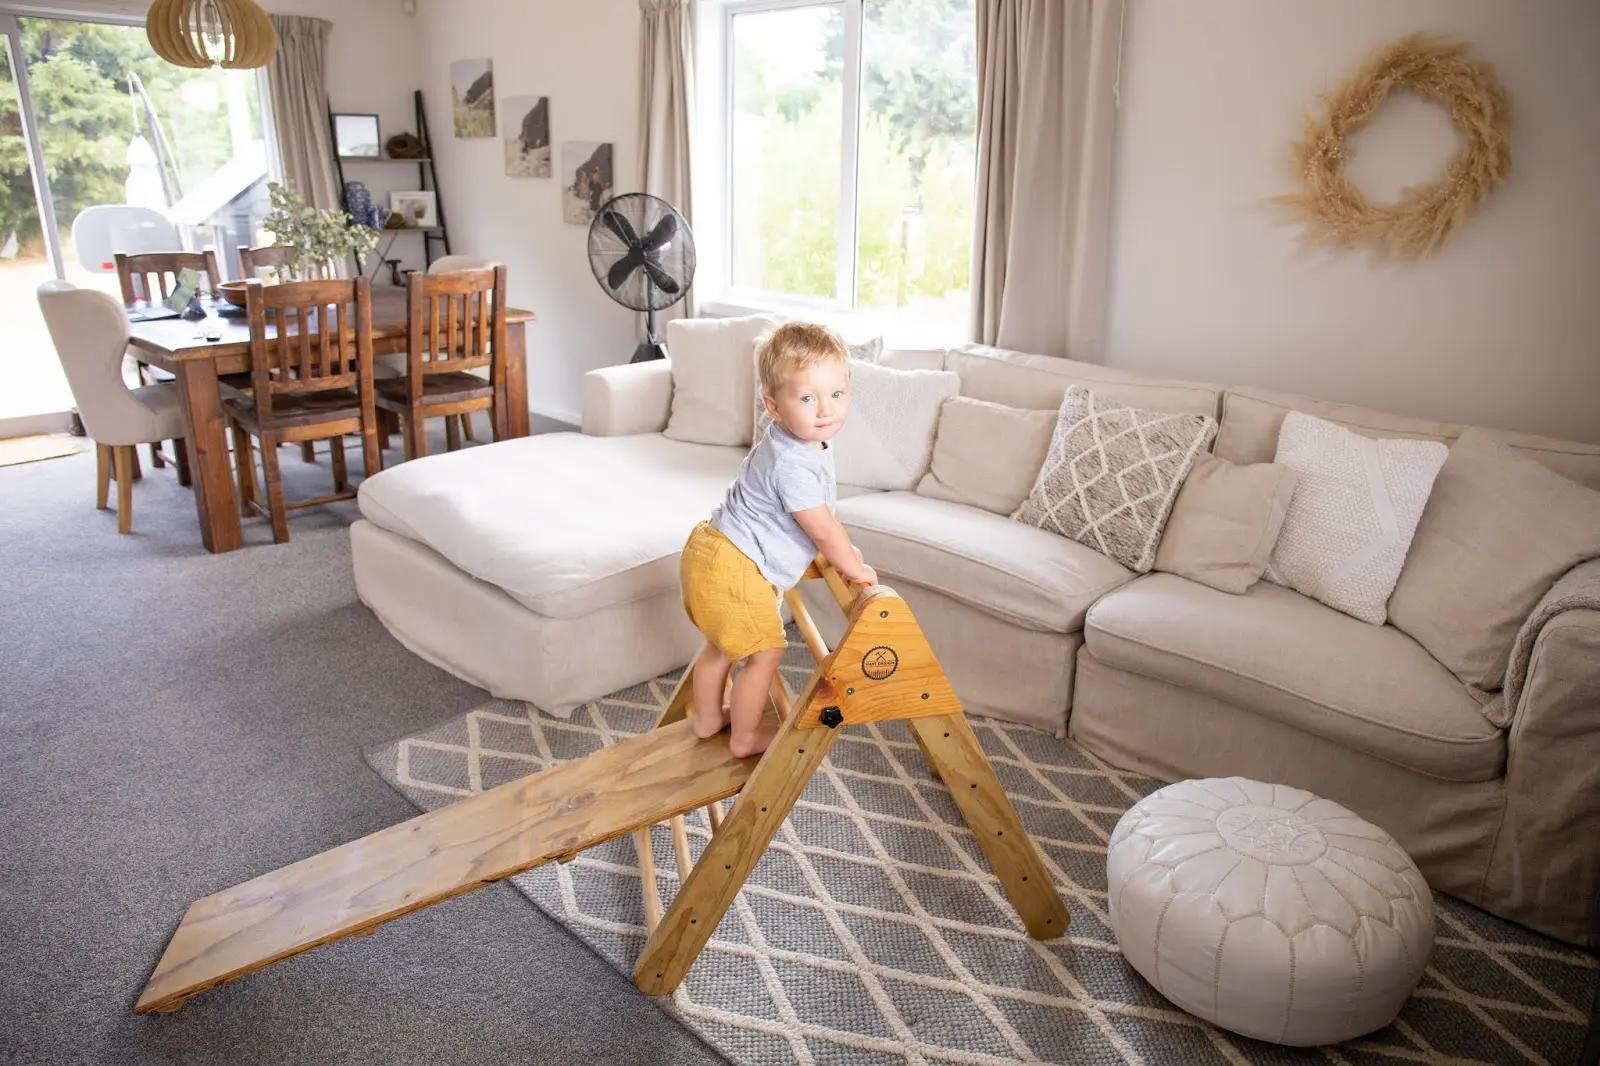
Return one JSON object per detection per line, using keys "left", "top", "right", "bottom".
{"left": 415, "top": 0, "right": 640, "bottom": 425}
{"left": 263, "top": 0, "right": 429, "bottom": 276}
{"left": 1104, "top": 0, "right": 1600, "bottom": 443}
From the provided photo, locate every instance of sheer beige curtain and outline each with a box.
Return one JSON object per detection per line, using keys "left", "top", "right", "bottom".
{"left": 638, "top": 0, "right": 696, "bottom": 318}
{"left": 265, "top": 15, "right": 341, "bottom": 212}
{"left": 970, "top": 0, "right": 1123, "bottom": 359}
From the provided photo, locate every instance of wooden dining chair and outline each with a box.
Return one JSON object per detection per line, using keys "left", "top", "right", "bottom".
{"left": 375, "top": 264, "right": 508, "bottom": 462}
{"left": 238, "top": 244, "right": 324, "bottom": 464}
{"left": 237, "top": 244, "right": 294, "bottom": 279}
{"left": 224, "top": 277, "right": 380, "bottom": 544}
{"left": 114, "top": 250, "right": 224, "bottom": 469}
{"left": 115, "top": 250, "right": 222, "bottom": 303}
{"left": 425, "top": 256, "right": 498, "bottom": 444}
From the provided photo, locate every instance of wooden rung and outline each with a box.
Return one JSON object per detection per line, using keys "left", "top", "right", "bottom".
{"left": 705, "top": 801, "right": 724, "bottom": 831}
{"left": 135, "top": 719, "right": 757, "bottom": 1014}
{"left": 670, "top": 815, "right": 693, "bottom": 882}
{"left": 634, "top": 828, "right": 664, "bottom": 931}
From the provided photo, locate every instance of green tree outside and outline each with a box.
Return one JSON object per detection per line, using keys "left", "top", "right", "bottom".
{"left": 737, "top": 0, "right": 976, "bottom": 316}
{"left": 0, "top": 18, "right": 257, "bottom": 257}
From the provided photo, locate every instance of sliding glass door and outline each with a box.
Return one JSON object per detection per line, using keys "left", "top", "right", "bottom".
{"left": 0, "top": 19, "right": 67, "bottom": 422}
{"left": 0, "top": 10, "right": 269, "bottom": 425}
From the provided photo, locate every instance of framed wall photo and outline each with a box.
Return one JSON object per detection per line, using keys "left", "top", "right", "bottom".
{"left": 333, "top": 113, "right": 382, "bottom": 158}
{"left": 389, "top": 190, "right": 438, "bottom": 228}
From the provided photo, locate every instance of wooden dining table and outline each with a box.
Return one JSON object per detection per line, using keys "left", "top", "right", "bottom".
{"left": 126, "top": 286, "right": 535, "bottom": 554}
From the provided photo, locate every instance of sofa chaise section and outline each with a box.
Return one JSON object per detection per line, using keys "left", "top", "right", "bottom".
{"left": 352, "top": 431, "right": 747, "bottom": 716}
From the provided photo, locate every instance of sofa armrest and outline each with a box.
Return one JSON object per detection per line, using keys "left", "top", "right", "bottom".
{"left": 1483, "top": 557, "right": 1600, "bottom": 945}
{"left": 581, "top": 360, "right": 673, "bottom": 436}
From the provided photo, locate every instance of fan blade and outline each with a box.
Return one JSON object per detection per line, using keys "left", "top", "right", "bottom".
{"left": 607, "top": 249, "right": 646, "bottom": 291}
{"left": 640, "top": 214, "right": 677, "bottom": 252}
{"left": 641, "top": 257, "right": 681, "bottom": 296}
{"left": 600, "top": 209, "right": 640, "bottom": 248}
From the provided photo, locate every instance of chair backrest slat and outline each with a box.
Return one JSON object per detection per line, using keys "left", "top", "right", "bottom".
{"left": 115, "top": 250, "right": 221, "bottom": 305}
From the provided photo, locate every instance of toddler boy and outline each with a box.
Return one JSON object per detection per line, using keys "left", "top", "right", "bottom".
{"left": 678, "top": 323, "right": 877, "bottom": 757}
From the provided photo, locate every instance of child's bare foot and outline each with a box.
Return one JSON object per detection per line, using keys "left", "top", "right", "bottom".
{"left": 689, "top": 702, "right": 732, "bottom": 739}
{"left": 729, "top": 718, "right": 780, "bottom": 758}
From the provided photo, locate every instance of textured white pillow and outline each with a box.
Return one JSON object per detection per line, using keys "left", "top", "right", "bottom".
{"left": 663, "top": 314, "right": 781, "bottom": 446}
{"left": 1266, "top": 411, "right": 1448, "bottom": 625}
{"left": 752, "top": 336, "right": 886, "bottom": 442}
{"left": 814, "top": 360, "right": 960, "bottom": 490}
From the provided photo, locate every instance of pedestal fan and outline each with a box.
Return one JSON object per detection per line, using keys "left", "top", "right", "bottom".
{"left": 586, "top": 194, "right": 696, "bottom": 363}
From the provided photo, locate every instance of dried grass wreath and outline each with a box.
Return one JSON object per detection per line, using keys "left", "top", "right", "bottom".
{"left": 1278, "top": 34, "right": 1511, "bottom": 258}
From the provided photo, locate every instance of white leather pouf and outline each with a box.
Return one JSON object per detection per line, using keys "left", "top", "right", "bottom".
{"left": 1107, "top": 777, "right": 1433, "bottom": 1047}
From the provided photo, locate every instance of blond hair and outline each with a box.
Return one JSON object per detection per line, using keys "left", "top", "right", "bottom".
{"left": 756, "top": 322, "right": 848, "bottom": 396}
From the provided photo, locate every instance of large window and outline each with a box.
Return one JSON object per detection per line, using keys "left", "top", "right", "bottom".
{"left": 0, "top": 14, "right": 268, "bottom": 423}
{"left": 716, "top": 0, "right": 976, "bottom": 332}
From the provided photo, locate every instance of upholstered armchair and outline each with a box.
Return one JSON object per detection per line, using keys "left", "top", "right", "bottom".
{"left": 37, "top": 281, "right": 187, "bottom": 533}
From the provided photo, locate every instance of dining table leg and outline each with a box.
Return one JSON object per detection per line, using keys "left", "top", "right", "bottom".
{"left": 503, "top": 322, "right": 530, "bottom": 438}
{"left": 175, "top": 358, "right": 243, "bottom": 553}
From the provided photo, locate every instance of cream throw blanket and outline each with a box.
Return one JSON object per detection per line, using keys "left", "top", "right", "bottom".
{"left": 1485, "top": 560, "right": 1600, "bottom": 728}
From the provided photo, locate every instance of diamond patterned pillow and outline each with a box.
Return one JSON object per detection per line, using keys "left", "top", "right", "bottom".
{"left": 1013, "top": 386, "right": 1217, "bottom": 572}
{"left": 1265, "top": 411, "right": 1448, "bottom": 625}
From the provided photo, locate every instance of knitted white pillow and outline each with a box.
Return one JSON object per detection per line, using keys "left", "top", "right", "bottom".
{"left": 1266, "top": 411, "right": 1448, "bottom": 625}
{"left": 752, "top": 337, "right": 885, "bottom": 442}
{"left": 751, "top": 359, "right": 956, "bottom": 490}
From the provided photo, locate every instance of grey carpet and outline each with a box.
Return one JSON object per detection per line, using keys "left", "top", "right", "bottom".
{"left": 0, "top": 418, "right": 723, "bottom": 1066}
{"left": 366, "top": 646, "right": 1600, "bottom": 1066}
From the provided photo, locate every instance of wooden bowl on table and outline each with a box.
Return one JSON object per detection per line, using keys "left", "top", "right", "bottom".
{"left": 218, "top": 281, "right": 251, "bottom": 307}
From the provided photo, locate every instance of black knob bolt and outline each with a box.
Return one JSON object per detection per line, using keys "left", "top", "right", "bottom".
{"left": 819, "top": 706, "right": 844, "bottom": 728}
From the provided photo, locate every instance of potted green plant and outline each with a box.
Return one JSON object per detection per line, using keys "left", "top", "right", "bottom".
{"left": 260, "top": 181, "right": 380, "bottom": 280}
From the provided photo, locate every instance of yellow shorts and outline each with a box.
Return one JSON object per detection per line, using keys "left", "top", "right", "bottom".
{"left": 680, "top": 521, "right": 786, "bottom": 661}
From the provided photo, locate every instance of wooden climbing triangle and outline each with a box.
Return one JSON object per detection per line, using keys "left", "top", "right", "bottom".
{"left": 134, "top": 556, "right": 1069, "bottom": 1015}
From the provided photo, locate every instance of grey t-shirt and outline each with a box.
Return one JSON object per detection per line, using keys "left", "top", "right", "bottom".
{"left": 711, "top": 421, "right": 837, "bottom": 589}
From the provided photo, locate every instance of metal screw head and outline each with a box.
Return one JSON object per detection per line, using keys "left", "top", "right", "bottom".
{"left": 819, "top": 706, "right": 844, "bottom": 728}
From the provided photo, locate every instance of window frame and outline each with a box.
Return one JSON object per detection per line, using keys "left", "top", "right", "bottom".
{"left": 717, "top": 0, "right": 864, "bottom": 313}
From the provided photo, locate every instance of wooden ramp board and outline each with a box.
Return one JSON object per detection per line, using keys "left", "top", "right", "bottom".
{"left": 135, "top": 719, "right": 757, "bottom": 1014}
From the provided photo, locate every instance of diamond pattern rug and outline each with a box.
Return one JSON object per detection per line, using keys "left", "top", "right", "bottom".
{"left": 365, "top": 633, "right": 1597, "bottom": 1065}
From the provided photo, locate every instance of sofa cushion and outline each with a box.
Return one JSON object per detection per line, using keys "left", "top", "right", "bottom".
{"left": 1267, "top": 412, "right": 1447, "bottom": 625}
{"left": 917, "top": 396, "right": 1055, "bottom": 515}
{"left": 357, "top": 433, "right": 748, "bottom": 618}
{"left": 838, "top": 490, "right": 1133, "bottom": 633}
{"left": 1388, "top": 429, "right": 1600, "bottom": 692}
{"left": 946, "top": 343, "right": 1221, "bottom": 418}
{"left": 1014, "top": 386, "right": 1216, "bottom": 572}
{"left": 1153, "top": 455, "right": 1298, "bottom": 594}
{"left": 664, "top": 313, "right": 781, "bottom": 446}
{"left": 1216, "top": 385, "right": 1600, "bottom": 491}
{"left": 756, "top": 359, "right": 956, "bottom": 492}
{"left": 1084, "top": 574, "right": 1505, "bottom": 782}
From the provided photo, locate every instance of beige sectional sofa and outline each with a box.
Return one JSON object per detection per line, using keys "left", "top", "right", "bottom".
{"left": 351, "top": 339, "right": 1600, "bottom": 946}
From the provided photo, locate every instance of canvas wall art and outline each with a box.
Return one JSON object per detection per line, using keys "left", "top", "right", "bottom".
{"left": 450, "top": 57, "right": 495, "bottom": 138}
{"left": 504, "top": 96, "right": 551, "bottom": 178}
{"left": 562, "top": 141, "right": 613, "bottom": 226}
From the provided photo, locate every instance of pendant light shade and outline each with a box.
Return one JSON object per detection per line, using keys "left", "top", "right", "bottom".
{"left": 146, "top": 0, "right": 278, "bottom": 70}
